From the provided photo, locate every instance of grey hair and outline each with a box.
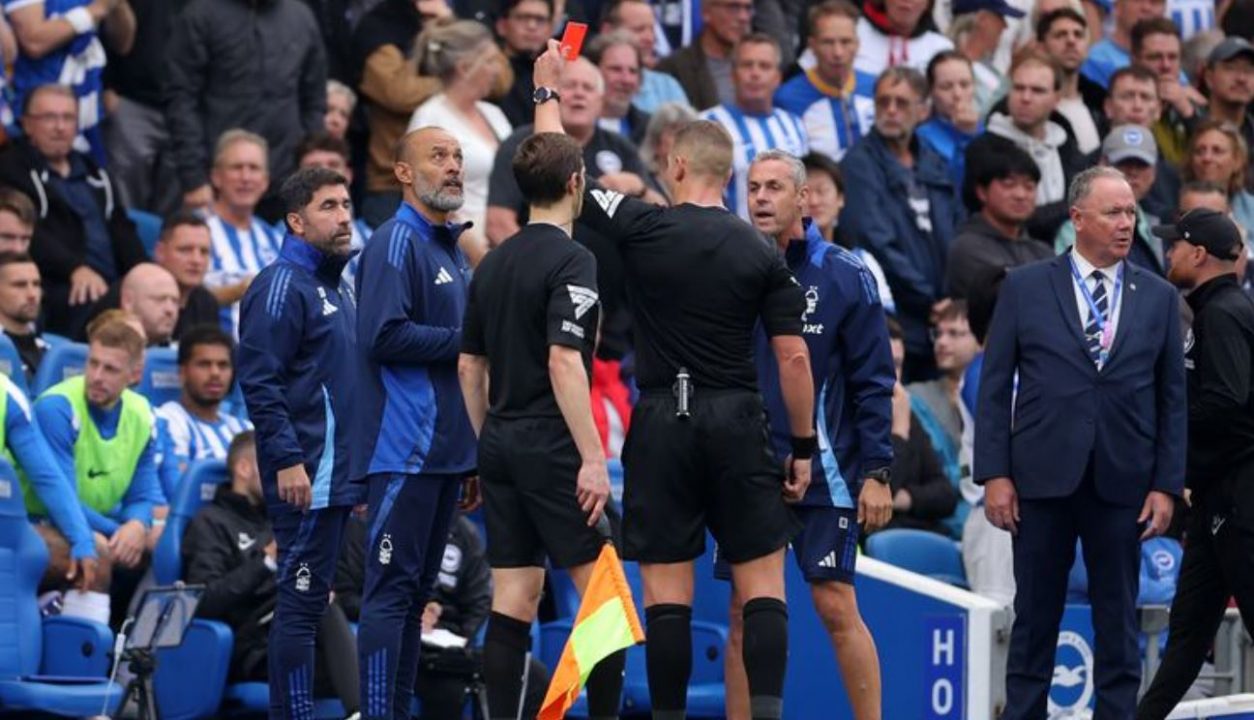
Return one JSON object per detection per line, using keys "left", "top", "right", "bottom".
{"left": 415, "top": 19, "right": 497, "bottom": 84}
{"left": 586, "top": 28, "right": 641, "bottom": 67}
{"left": 1067, "top": 166, "right": 1128, "bottom": 207}
{"left": 640, "top": 102, "right": 698, "bottom": 174}
{"left": 875, "top": 66, "right": 929, "bottom": 100}
{"left": 326, "top": 79, "right": 357, "bottom": 112}
{"left": 752, "top": 149, "right": 807, "bottom": 189}
{"left": 214, "top": 128, "right": 269, "bottom": 169}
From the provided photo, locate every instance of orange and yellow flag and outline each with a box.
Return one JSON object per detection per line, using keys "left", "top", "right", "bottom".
{"left": 538, "top": 544, "right": 645, "bottom": 720}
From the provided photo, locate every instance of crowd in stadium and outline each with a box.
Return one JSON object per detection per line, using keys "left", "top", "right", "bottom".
{"left": 0, "top": 0, "right": 1251, "bottom": 716}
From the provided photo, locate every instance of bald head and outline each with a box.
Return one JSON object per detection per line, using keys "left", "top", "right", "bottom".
{"left": 394, "top": 126, "right": 466, "bottom": 217}
{"left": 120, "top": 264, "right": 180, "bottom": 346}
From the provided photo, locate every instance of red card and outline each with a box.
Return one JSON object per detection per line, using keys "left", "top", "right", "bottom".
{"left": 560, "top": 22, "right": 588, "bottom": 61}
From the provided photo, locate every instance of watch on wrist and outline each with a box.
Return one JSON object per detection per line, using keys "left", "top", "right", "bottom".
{"left": 864, "top": 467, "right": 891, "bottom": 486}
{"left": 533, "top": 86, "right": 561, "bottom": 105}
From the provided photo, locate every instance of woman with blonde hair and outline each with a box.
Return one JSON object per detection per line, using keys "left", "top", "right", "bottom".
{"left": 407, "top": 19, "right": 513, "bottom": 266}
{"left": 1184, "top": 119, "right": 1254, "bottom": 233}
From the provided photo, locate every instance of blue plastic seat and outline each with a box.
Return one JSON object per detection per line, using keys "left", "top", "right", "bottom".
{"left": 152, "top": 459, "right": 349, "bottom": 718}
{"left": 137, "top": 346, "right": 181, "bottom": 409}
{"left": 0, "top": 334, "right": 28, "bottom": 397}
{"left": 865, "top": 528, "right": 968, "bottom": 587}
{"left": 0, "top": 461, "right": 124, "bottom": 716}
{"left": 31, "top": 341, "right": 89, "bottom": 396}
{"left": 128, "top": 209, "right": 162, "bottom": 256}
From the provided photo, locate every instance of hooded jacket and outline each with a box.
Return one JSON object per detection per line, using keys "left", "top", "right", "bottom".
{"left": 164, "top": 0, "right": 327, "bottom": 194}
{"left": 854, "top": 4, "right": 953, "bottom": 76}
{"left": 985, "top": 112, "right": 1089, "bottom": 241}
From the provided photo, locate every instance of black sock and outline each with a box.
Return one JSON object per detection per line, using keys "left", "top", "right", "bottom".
{"left": 483, "top": 611, "right": 532, "bottom": 720}
{"left": 585, "top": 648, "right": 626, "bottom": 719}
{"left": 742, "top": 597, "right": 788, "bottom": 720}
{"left": 644, "top": 603, "right": 692, "bottom": 715}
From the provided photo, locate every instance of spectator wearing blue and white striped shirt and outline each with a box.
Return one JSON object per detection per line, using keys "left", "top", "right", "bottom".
{"left": 3, "top": 0, "right": 135, "bottom": 164}
{"left": 701, "top": 33, "right": 809, "bottom": 220}
{"left": 203, "top": 130, "right": 282, "bottom": 335}
{"left": 154, "top": 324, "right": 251, "bottom": 499}
{"left": 775, "top": 1, "right": 876, "bottom": 163}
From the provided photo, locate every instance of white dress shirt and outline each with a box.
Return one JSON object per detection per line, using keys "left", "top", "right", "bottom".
{"left": 1070, "top": 248, "right": 1125, "bottom": 361}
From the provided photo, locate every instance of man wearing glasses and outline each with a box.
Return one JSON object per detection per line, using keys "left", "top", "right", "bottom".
{"left": 0, "top": 84, "right": 148, "bottom": 338}
{"left": 495, "top": 0, "right": 556, "bottom": 127}
{"left": 839, "top": 66, "right": 961, "bottom": 382}
{"left": 658, "top": 0, "right": 753, "bottom": 109}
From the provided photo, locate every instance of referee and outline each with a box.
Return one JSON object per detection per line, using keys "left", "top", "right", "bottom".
{"left": 1137, "top": 209, "right": 1254, "bottom": 719}
{"left": 458, "top": 131, "right": 624, "bottom": 720}
{"left": 533, "top": 44, "right": 816, "bottom": 720}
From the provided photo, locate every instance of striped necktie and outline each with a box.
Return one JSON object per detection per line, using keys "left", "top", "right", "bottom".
{"left": 1083, "top": 270, "right": 1108, "bottom": 364}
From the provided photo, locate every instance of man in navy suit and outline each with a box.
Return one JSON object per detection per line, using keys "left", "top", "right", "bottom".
{"left": 975, "top": 166, "right": 1186, "bottom": 719}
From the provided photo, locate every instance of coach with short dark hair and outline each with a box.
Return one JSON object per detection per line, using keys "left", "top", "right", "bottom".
{"left": 976, "top": 166, "right": 1185, "bottom": 720}
{"left": 459, "top": 129, "right": 625, "bottom": 720}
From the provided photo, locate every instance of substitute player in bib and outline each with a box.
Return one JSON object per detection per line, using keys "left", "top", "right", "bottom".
{"left": 353, "top": 126, "right": 480, "bottom": 720}
{"left": 458, "top": 130, "right": 624, "bottom": 720}
{"left": 237, "top": 167, "right": 363, "bottom": 720}
{"left": 533, "top": 43, "right": 815, "bottom": 720}
{"left": 718, "top": 150, "right": 895, "bottom": 720}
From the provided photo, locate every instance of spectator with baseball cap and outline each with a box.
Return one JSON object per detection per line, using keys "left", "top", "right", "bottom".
{"left": 1138, "top": 207, "right": 1254, "bottom": 720}
{"left": 1202, "top": 37, "right": 1254, "bottom": 189}
{"left": 949, "top": 0, "right": 1024, "bottom": 109}
{"left": 1057, "top": 124, "right": 1168, "bottom": 275}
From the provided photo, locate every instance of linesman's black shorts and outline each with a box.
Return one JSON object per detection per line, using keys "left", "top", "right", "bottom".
{"left": 622, "top": 389, "right": 802, "bottom": 564}
{"left": 479, "top": 415, "right": 605, "bottom": 570}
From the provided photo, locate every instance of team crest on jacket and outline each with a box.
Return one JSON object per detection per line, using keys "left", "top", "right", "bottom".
{"left": 802, "top": 286, "right": 824, "bottom": 335}
{"left": 379, "top": 534, "right": 394, "bottom": 565}
{"left": 295, "top": 563, "right": 312, "bottom": 592}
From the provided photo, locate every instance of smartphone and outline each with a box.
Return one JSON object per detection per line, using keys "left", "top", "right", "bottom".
{"left": 560, "top": 22, "right": 588, "bottom": 61}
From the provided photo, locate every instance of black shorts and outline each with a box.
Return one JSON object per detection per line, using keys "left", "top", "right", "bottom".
{"left": 479, "top": 415, "right": 604, "bottom": 570}
{"left": 621, "top": 390, "right": 802, "bottom": 564}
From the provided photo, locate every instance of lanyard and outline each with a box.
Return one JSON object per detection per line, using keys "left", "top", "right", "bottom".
{"left": 1068, "top": 255, "right": 1123, "bottom": 358}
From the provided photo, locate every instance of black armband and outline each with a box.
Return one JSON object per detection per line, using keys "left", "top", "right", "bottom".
{"left": 790, "top": 435, "right": 818, "bottom": 460}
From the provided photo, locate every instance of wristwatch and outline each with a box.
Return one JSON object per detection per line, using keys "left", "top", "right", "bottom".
{"left": 864, "top": 467, "right": 892, "bottom": 486}
{"left": 533, "top": 86, "right": 561, "bottom": 105}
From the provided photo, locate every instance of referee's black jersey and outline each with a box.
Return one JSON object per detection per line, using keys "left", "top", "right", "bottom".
{"left": 579, "top": 187, "right": 806, "bottom": 392}
{"left": 462, "top": 223, "right": 601, "bottom": 419}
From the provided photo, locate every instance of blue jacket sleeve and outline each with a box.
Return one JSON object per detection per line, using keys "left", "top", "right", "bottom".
{"left": 154, "top": 417, "right": 183, "bottom": 502}
{"left": 833, "top": 258, "right": 895, "bottom": 473}
{"left": 117, "top": 432, "right": 161, "bottom": 527}
{"left": 358, "top": 231, "right": 461, "bottom": 364}
{"left": 237, "top": 270, "right": 308, "bottom": 473}
{"left": 9, "top": 392, "right": 96, "bottom": 559}
{"left": 1154, "top": 288, "right": 1187, "bottom": 495}
{"left": 973, "top": 270, "right": 1020, "bottom": 482}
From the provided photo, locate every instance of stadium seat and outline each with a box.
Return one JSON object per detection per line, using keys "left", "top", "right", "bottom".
{"left": 865, "top": 529, "right": 968, "bottom": 588}
{"left": 0, "top": 461, "right": 124, "bottom": 717}
{"left": 138, "top": 346, "right": 181, "bottom": 408}
{"left": 0, "top": 333, "right": 28, "bottom": 397}
{"left": 31, "top": 341, "right": 89, "bottom": 396}
{"left": 151, "top": 459, "right": 350, "bottom": 719}
{"left": 128, "top": 209, "right": 163, "bottom": 256}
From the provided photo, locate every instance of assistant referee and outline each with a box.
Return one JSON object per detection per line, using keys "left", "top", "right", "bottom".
{"left": 533, "top": 43, "right": 817, "bottom": 720}
{"left": 458, "top": 131, "right": 624, "bottom": 720}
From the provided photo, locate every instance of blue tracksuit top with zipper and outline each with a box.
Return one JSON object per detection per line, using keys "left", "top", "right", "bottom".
{"left": 352, "top": 202, "right": 476, "bottom": 480}
{"left": 755, "top": 220, "right": 896, "bottom": 508}
{"left": 238, "top": 235, "right": 364, "bottom": 510}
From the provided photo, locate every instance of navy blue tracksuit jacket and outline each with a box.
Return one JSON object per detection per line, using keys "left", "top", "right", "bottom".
{"left": 352, "top": 202, "right": 477, "bottom": 479}
{"left": 238, "top": 235, "right": 364, "bottom": 509}
{"left": 755, "top": 221, "right": 896, "bottom": 508}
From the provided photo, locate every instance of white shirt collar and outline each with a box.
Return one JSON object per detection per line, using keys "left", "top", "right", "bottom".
{"left": 1071, "top": 246, "right": 1122, "bottom": 284}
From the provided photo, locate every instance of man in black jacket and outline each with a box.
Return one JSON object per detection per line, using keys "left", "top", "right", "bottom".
{"left": 181, "top": 431, "right": 360, "bottom": 713}
{"left": 1137, "top": 209, "right": 1254, "bottom": 719}
{"left": 0, "top": 84, "right": 147, "bottom": 338}
{"left": 164, "top": 0, "right": 327, "bottom": 221}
